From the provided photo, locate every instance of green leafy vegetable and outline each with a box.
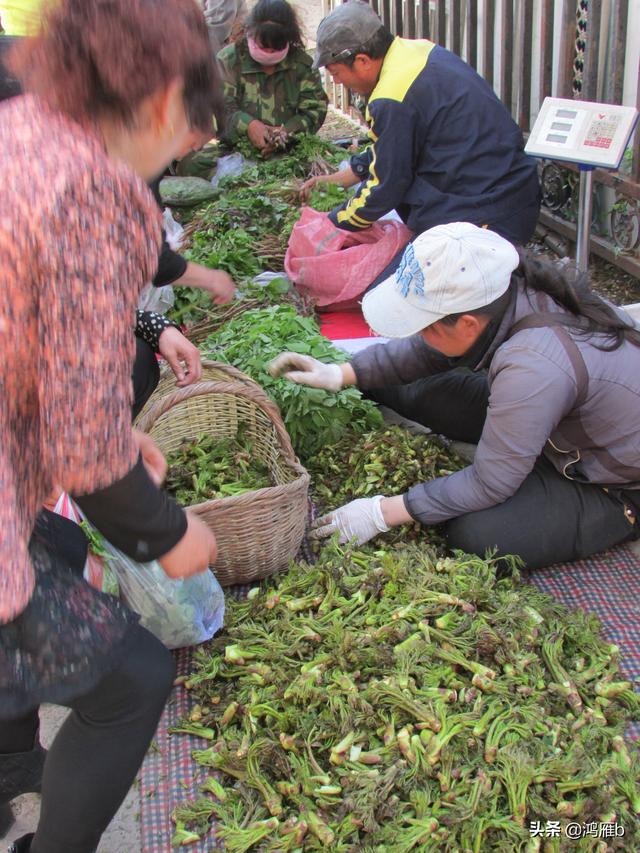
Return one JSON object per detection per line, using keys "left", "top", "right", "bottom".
{"left": 165, "top": 427, "right": 272, "bottom": 504}
{"left": 168, "top": 135, "right": 347, "bottom": 323}
{"left": 200, "top": 305, "right": 383, "bottom": 459}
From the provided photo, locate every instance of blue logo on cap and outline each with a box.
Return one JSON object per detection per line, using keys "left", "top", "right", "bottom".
{"left": 396, "top": 243, "right": 425, "bottom": 298}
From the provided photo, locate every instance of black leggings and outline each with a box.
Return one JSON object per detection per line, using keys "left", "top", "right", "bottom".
{"left": 132, "top": 336, "right": 161, "bottom": 419}
{"left": 367, "top": 370, "right": 639, "bottom": 569}
{"left": 1, "top": 624, "right": 175, "bottom": 853}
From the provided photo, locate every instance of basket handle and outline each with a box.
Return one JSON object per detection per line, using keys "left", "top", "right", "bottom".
{"left": 135, "top": 378, "right": 299, "bottom": 462}
{"left": 199, "top": 360, "right": 274, "bottom": 399}
{"left": 153, "top": 360, "right": 268, "bottom": 393}
{"left": 133, "top": 360, "right": 277, "bottom": 430}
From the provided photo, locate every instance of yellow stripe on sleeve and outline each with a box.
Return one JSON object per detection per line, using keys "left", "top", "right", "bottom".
{"left": 369, "top": 37, "right": 436, "bottom": 106}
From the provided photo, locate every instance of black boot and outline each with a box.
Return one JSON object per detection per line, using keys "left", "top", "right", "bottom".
{"left": 7, "top": 834, "right": 34, "bottom": 852}
{"left": 0, "top": 741, "right": 46, "bottom": 803}
{"left": 0, "top": 741, "right": 46, "bottom": 835}
{"left": 0, "top": 804, "right": 13, "bottom": 838}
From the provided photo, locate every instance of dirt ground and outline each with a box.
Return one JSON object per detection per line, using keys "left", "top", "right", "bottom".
{"left": 533, "top": 238, "right": 640, "bottom": 306}
{"left": 290, "top": 0, "right": 324, "bottom": 45}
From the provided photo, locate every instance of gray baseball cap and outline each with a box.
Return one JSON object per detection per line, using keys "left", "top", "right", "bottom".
{"left": 312, "top": 1, "right": 384, "bottom": 70}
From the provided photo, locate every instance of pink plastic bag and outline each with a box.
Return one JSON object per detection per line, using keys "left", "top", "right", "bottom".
{"left": 285, "top": 207, "right": 413, "bottom": 308}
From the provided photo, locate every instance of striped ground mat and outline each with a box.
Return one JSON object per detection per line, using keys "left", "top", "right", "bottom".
{"left": 139, "top": 544, "right": 640, "bottom": 852}
{"left": 139, "top": 645, "right": 223, "bottom": 853}
{"left": 523, "top": 544, "right": 640, "bottom": 739}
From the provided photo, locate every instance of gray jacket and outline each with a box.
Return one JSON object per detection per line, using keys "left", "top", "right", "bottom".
{"left": 201, "top": 0, "right": 245, "bottom": 51}
{"left": 351, "top": 283, "right": 640, "bottom": 525}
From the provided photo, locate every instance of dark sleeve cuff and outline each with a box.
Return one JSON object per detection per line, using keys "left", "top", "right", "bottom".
{"left": 154, "top": 241, "right": 188, "bottom": 287}
{"left": 350, "top": 150, "right": 372, "bottom": 178}
{"left": 74, "top": 456, "right": 188, "bottom": 562}
{"left": 402, "top": 490, "right": 421, "bottom": 523}
{"left": 135, "top": 310, "right": 178, "bottom": 353}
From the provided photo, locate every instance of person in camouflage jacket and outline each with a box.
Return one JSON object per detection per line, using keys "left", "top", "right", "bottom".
{"left": 217, "top": 0, "right": 327, "bottom": 154}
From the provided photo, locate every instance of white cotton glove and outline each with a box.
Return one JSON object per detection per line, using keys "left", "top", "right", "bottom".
{"left": 311, "top": 496, "right": 390, "bottom": 546}
{"left": 268, "top": 352, "right": 344, "bottom": 392}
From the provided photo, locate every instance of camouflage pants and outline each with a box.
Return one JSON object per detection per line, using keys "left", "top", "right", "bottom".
{"left": 175, "top": 142, "right": 220, "bottom": 180}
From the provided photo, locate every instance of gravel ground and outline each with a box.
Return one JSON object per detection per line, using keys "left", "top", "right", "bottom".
{"left": 528, "top": 230, "right": 640, "bottom": 306}
{"left": 1, "top": 706, "right": 141, "bottom": 852}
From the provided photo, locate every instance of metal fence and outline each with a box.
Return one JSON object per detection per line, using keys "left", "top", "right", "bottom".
{"left": 320, "top": 0, "right": 640, "bottom": 278}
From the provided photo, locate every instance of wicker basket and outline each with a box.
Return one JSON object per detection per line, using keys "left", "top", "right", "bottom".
{"left": 134, "top": 359, "right": 266, "bottom": 428}
{"left": 135, "top": 369, "right": 310, "bottom": 586}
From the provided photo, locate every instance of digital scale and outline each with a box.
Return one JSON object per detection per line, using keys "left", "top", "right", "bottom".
{"left": 525, "top": 97, "right": 638, "bottom": 270}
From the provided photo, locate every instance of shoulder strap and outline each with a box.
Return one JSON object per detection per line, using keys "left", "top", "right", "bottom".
{"left": 507, "top": 313, "right": 589, "bottom": 408}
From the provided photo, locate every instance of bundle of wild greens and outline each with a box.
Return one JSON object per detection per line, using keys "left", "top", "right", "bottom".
{"left": 165, "top": 427, "right": 272, "bottom": 504}
{"left": 230, "top": 134, "right": 345, "bottom": 181}
{"left": 200, "top": 305, "right": 383, "bottom": 460}
{"left": 304, "top": 181, "right": 349, "bottom": 212}
{"left": 184, "top": 190, "right": 292, "bottom": 274}
{"left": 305, "top": 425, "right": 467, "bottom": 546}
{"left": 169, "top": 541, "right": 640, "bottom": 850}
{"left": 182, "top": 135, "right": 344, "bottom": 254}
{"left": 306, "top": 425, "right": 465, "bottom": 507}
{"left": 172, "top": 275, "right": 316, "bottom": 333}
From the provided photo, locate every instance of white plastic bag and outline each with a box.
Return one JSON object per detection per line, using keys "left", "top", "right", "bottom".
{"left": 210, "top": 152, "right": 254, "bottom": 188}
{"left": 162, "top": 207, "right": 185, "bottom": 251}
{"left": 138, "top": 281, "right": 175, "bottom": 314}
{"left": 252, "top": 271, "right": 292, "bottom": 290}
{"left": 100, "top": 539, "right": 225, "bottom": 649}
{"left": 51, "top": 494, "right": 224, "bottom": 647}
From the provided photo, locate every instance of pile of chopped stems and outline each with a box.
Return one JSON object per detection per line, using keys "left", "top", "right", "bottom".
{"left": 200, "top": 305, "right": 383, "bottom": 459}
{"left": 165, "top": 428, "right": 272, "bottom": 504}
{"left": 170, "top": 541, "right": 640, "bottom": 851}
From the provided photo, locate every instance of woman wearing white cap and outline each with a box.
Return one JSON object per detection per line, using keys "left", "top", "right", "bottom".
{"left": 270, "top": 222, "right": 640, "bottom": 569}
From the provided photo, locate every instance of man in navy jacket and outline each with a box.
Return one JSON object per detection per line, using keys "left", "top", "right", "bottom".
{"left": 304, "top": 1, "right": 540, "bottom": 274}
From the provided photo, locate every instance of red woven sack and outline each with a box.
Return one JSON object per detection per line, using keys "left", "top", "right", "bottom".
{"left": 285, "top": 207, "right": 413, "bottom": 307}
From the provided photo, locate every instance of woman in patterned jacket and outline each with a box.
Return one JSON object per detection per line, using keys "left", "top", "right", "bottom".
{"left": 0, "top": 2, "right": 221, "bottom": 851}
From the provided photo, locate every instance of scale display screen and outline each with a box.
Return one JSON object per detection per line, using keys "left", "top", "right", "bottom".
{"left": 525, "top": 97, "right": 638, "bottom": 168}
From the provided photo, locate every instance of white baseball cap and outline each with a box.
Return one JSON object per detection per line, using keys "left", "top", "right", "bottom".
{"left": 362, "top": 222, "right": 520, "bottom": 339}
